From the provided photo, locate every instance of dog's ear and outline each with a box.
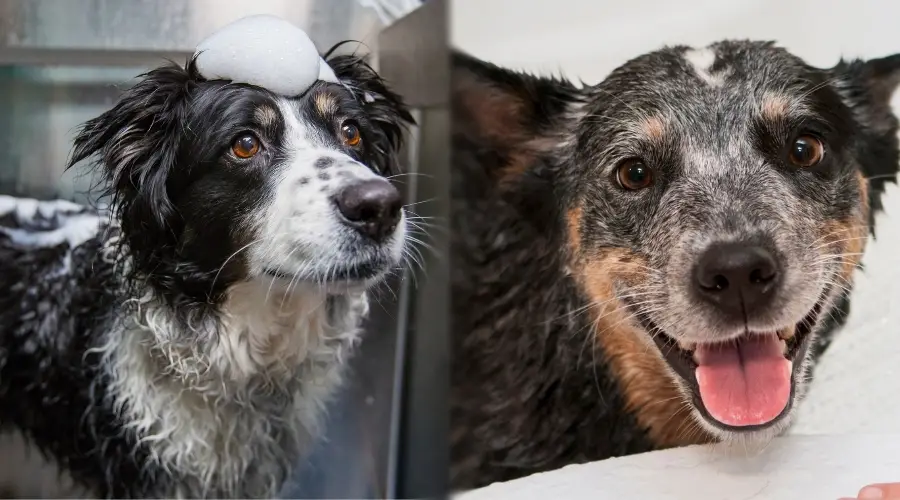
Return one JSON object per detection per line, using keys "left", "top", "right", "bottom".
{"left": 67, "top": 62, "right": 195, "bottom": 286}
{"left": 326, "top": 48, "right": 414, "bottom": 174}
{"left": 452, "top": 50, "right": 582, "bottom": 187}
{"left": 833, "top": 54, "right": 900, "bottom": 132}
{"left": 830, "top": 54, "right": 900, "bottom": 226}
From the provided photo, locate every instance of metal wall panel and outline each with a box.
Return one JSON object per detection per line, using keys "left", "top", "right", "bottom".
{"left": 0, "top": 0, "right": 382, "bottom": 65}
{"left": 378, "top": 1, "right": 450, "bottom": 497}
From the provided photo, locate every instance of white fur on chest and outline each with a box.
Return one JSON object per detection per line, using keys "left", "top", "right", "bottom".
{"left": 99, "top": 279, "right": 368, "bottom": 498}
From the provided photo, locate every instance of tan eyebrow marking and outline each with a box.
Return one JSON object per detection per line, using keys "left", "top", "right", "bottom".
{"left": 760, "top": 93, "right": 792, "bottom": 122}
{"left": 254, "top": 105, "right": 279, "bottom": 129}
{"left": 638, "top": 115, "right": 667, "bottom": 142}
{"left": 314, "top": 92, "right": 338, "bottom": 116}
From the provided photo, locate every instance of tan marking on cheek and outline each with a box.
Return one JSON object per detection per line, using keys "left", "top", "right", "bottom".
{"left": 573, "top": 248, "right": 713, "bottom": 448}
{"left": 760, "top": 93, "right": 792, "bottom": 122}
{"left": 254, "top": 106, "right": 278, "bottom": 129}
{"left": 820, "top": 173, "right": 869, "bottom": 282}
{"left": 858, "top": 170, "right": 871, "bottom": 224}
{"left": 314, "top": 92, "right": 338, "bottom": 116}
{"left": 843, "top": 173, "right": 870, "bottom": 279}
{"left": 566, "top": 205, "right": 583, "bottom": 261}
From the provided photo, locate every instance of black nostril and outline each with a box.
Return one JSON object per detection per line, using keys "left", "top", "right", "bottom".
{"left": 693, "top": 242, "right": 781, "bottom": 319}
{"left": 333, "top": 178, "right": 402, "bottom": 241}
{"left": 749, "top": 266, "right": 776, "bottom": 285}
{"left": 708, "top": 274, "right": 730, "bottom": 291}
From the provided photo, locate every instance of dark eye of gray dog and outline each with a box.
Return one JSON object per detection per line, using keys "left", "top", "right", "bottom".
{"left": 451, "top": 40, "right": 900, "bottom": 486}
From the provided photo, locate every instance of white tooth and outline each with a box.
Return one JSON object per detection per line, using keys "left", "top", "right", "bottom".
{"left": 779, "top": 328, "right": 796, "bottom": 341}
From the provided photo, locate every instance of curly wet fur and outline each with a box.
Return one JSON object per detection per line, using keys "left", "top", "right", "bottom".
{"left": 0, "top": 42, "right": 412, "bottom": 498}
{"left": 450, "top": 41, "right": 900, "bottom": 489}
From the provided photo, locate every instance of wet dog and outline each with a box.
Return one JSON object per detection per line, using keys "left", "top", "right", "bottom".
{"left": 451, "top": 40, "right": 900, "bottom": 488}
{"left": 0, "top": 45, "right": 413, "bottom": 498}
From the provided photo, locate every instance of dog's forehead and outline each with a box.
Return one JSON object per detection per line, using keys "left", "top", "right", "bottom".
{"left": 591, "top": 41, "right": 824, "bottom": 126}
{"left": 284, "top": 83, "right": 359, "bottom": 117}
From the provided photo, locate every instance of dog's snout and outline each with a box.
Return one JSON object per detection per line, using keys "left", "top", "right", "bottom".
{"left": 333, "top": 179, "right": 402, "bottom": 241}
{"left": 693, "top": 242, "right": 780, "bottom": 319}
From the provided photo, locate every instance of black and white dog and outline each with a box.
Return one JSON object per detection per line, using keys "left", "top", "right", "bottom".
{"left": 0, "top": 44, "right": 413, "bottom": 498}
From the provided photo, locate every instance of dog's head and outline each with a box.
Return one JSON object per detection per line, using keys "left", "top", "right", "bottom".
{"left": 69, "top": 44, "right": 414, "bottom": 304}
{"left": 455, "top": 41, "right": 900, "bottom": 443}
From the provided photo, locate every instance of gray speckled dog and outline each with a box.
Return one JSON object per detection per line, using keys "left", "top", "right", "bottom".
{"left": 451, "top": 40, "right": 900, "bottom": 488}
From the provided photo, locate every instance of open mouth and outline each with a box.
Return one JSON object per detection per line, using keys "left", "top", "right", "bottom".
{"left": 626, "top": 292, "right": 827, "bottom": 432}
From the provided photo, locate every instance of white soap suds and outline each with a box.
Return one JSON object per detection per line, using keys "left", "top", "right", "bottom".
{"left": 0, "top": 195, "right": 102, "bottom": 250}
{"left": 0, "top": 195, "right": 85, "bottom": 220}
{"left": 318, "top": 62, "right": 338, "bottom": 84}
{"left": 0, "top": 214, "right": 101, "bottom": 249}
{"left": 0, "top": 195, "right": 16, "bottom": 215}
{"left": 194, "top": 15, "right": 339, "bottom": 97}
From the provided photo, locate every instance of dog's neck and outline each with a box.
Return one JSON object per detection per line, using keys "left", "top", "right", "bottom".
{"left": 98, "top": 278, "right": 367, "bottom": 497}
{"left": 142, "top": 280, "right": 359, "bottom": 382}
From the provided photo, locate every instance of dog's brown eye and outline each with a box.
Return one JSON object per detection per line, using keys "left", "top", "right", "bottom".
{"left": 232, "top": 133, "right": 260, "bottom": 159}
{"left": 616, "top": 159, "right": 654, "bottom": 190}
{"left": 341, "top": 121, "right": 361, "bottom": 147}
{"left": 788, "top": 135, "right": 824, "bottom": 167}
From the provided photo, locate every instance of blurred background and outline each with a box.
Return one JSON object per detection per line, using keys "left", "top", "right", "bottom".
{"left": 451, "top": 0, "right": 900, "bottom": 455}
{"left": 0, "top": 0, "right": 449, "bottom": 498}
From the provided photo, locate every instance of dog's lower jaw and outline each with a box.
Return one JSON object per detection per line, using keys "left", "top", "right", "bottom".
{"left": 655, "top": 326, "right": 823, "bottom": 455}
{"left": 97, "top": 278, "right": 368, "bottom": 498}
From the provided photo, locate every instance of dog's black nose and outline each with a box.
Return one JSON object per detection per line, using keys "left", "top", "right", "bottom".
{"left": 693, "top": 242, "right": 780, "bottom": 319}
{"left": 333, "top": 179, "right": 402, "bottom": 241}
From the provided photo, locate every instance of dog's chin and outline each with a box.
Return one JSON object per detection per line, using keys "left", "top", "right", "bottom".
{"left": 261, "top": 252, "right": 399, "bottom": 294}
{"left": 625, "top": 292, "right": 829, "bottom": 439}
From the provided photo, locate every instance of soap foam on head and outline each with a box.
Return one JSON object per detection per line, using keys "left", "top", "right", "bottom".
{"left": 194, "top": 14, "right": 338, "bottom": 97}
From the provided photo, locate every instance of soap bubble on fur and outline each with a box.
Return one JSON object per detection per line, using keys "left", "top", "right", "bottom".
{"left": 194, "top": 14, "right": 338, "bottom": 96}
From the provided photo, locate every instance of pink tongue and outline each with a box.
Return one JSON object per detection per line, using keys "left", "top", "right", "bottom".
{"left": 694, "top": 335, "right": 791, "bottom": 427}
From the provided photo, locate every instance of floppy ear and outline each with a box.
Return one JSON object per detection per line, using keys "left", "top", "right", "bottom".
{"left": 325, "top": 46, "right": 414, "bottom": 174}
{"left": 451, "top": 50, "right": 582, "bottom": 188}
{"left": 831, "top": 54, "right": 900, "bottom": 226}
{"left": 67, "top": 62, "right": 195, "bottom": 288}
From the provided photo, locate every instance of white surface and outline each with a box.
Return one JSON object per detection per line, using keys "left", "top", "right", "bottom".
{"left": 793, "top": 183, "right": 900, "bottom": 437}
{"left": 455, "top": 434, "right": 900, "bottom": 500}
{"left": 194, "top": 14, "right": 337, "bottom": 96}
{"left": 451, "top": 0, "right": 900, "bottom": 496}
{"left": 451, "top": 0, "right": 900, "bottom": 84}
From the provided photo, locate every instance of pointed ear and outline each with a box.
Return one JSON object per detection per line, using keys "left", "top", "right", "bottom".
{"left": 67, "top": 61, "right": 195, "bottom": 282}
{"left": 325, "top": 47, "right": 414, "bottom": 174}
{"left": 833, "top": 53, "right": 900, "bottom": 132}
{"left": 451, "top": 50, "right": 582, "bottom": 187}
{"left": 831, "top": 54, "right": 900, "bottom": 225}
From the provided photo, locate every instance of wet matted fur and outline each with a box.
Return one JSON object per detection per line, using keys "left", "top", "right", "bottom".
{"left": 0, "top": 44, "right": 414, "bottom": 498}
{"left": 450, "top": 40, "right": 900, "bottom": 489}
